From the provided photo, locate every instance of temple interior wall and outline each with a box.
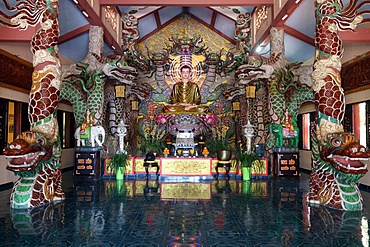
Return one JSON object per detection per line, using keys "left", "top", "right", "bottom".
{"left": 2, "top": 84, "right": 370, "bottom": 186}
{"left": 0, "top": 22, "right": 370, "bottom": 187}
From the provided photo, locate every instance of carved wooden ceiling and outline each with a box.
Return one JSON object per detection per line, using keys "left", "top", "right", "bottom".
{"left": 0, "top": 0, "right": 369, "bottom": 65}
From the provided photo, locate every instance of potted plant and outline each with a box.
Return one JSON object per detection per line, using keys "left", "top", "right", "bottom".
{"left": 107, "top": 151, "right": 129, "bottom": 180}
{"left": 206, "top": 116, "right": 233, "bottom": 159}
{"left": 139, "top": 121, "right": 166, "bottom": 156}
{"left": 206, "top": 137, "right": 231, "bottom": 159}
{"left": 236, "top": 148, "right": 259, "bottom": 181}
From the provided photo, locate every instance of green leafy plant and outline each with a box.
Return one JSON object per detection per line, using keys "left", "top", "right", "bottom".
{"left": 107, "top": 152, "right": 129, "bottom": 171}
{"left": 139, "top": 122, "right": 166, "bottom": 155}
{"left": 205, "top": 113, "right": 234, "bottom": 156}
{"left": 141, "top": 138, "right": 164, "bottom": 154}
{"left": 236, "top": 147, "right": 260, "bottom": 168}
{"left": 206, "top": 138, "right": 230, "bottom": 156}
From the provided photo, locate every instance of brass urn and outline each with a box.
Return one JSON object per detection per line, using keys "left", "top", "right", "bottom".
{"left": 216, "top": 150, "right": 231, "bottom": 161}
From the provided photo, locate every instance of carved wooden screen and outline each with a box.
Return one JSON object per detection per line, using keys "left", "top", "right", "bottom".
{"left": 341, "top": 53, "right": 370, "bottom": 92}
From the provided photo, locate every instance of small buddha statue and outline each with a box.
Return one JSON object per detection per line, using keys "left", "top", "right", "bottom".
{"left": 166, "top": 65, "right": 207, "bottom": 113}
{"left": 281, "top": 111, "right": 294, "bottom": 131}
{"left": 80, "top": 108, "right": 94, "bottom": 138}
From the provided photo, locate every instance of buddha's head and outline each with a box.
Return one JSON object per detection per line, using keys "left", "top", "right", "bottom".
{"left": 180, "top": 65, "right": 192, "bottom": 82}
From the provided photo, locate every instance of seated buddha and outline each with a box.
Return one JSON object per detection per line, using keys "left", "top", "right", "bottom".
{"left": 165, "top": 65, "right": 207, "bottom": 113}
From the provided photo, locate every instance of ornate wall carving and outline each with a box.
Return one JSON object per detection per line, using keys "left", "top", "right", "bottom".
{"left": 137, "top": 15, "right": 234, "bottom": 55}
{"left": 0, "top": 49, "right": 32, "bottom": 92}
{"left": 341, "top": 53, "right": 370, "bottom": 92}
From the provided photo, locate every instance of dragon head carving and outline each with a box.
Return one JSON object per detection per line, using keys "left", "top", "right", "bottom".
{"left": 4, "top": 131, "right": 55, "bottom": 173}
{"left": 3, "top": 130, "right": 64, "bottom": 208}
{"left": 319, "top": 132, "right": 370, "bottom": 175}
{"left": 308, "top": 132, "right": 370, "bottom": 210}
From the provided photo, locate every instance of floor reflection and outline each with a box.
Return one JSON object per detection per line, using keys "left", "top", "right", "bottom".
{"left": 0, "top": 172, "right": 369, "bottom": 246}
{"left": 303, "top": 199, "right": 366, "bottom": 247}
{"left": 11, "top": 202, "right": 65, "bottom": 237}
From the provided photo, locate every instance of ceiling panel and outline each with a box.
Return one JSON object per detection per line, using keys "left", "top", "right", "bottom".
{"left": 159, "top": 6, "right": 183, "bottom": 24}
{"left": 1, "top": 0, "right": 369, "bottom": 66}
{"left": 58, "top": 33, "right": 89, "bottom": 63}
{"left": 189, "top": 7, "right": 214, "bottom": 25}
{"left": 118, "top": 6, "right": 162, "bottom": 19}
{"left": 258, "top": 43, "right": 271, "bottom": 57}
{"left": 59, "top": 0, "right": 89, "bottom": 35}
{"left": 214, "top": 14, "right": 235, "bottom": 40}
{"left": 285, "top": 0, "right": 315, "bottom": 38}
{"left": 210, "top": 6, "right": 254, "bottom": 20}
{"left": 138, "top": 14, "right": 158, "bottom": 38}
{"left": 285, "top": 34, "right": 315, "bottom": 62}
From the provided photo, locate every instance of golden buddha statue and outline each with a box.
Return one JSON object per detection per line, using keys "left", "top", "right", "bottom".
{"left": 166, "top": 65, "right": 207, "bottom": 113}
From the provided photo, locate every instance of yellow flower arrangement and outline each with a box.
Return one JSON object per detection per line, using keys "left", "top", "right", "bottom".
{"left": 140, "top": 122, "right": 166, "bottom": 154}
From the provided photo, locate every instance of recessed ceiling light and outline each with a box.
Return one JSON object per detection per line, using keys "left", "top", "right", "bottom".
{"left": 82, "top": 10, "right": 89, "bottom": 18}
{"left": 72, "top": 0, "right": 79, "bottom": 4}
{"left": 282, "top": 14, "right": 289, "bottom": 21}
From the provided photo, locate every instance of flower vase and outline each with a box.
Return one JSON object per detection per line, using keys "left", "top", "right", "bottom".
{"left": 204, "top": 154, "right": 208, "bottom": 158}
{"left": 116, "top": 167, "right": 124, "bottom": 180}
{"left": 241, "top": 167, "right": 252, "bottom": 181}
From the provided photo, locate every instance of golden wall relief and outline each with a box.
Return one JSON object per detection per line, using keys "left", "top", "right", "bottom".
{"left": 161, "top": 158, "right": 212, "bottom": 176}
{"left": 137, "top": 15, "right": 236, "bottom": 93}
{"left": 137, "top": 15, "right": 234, "bottom": 55}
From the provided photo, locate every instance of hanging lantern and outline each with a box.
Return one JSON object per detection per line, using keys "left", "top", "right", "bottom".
{"left": 115, "top": 85, "right": 125, "bottom": 98}
{"left": 232, "top": 102, "right": 241, "bottom": 111}
{"left": 131, "top": 100, "right": 139, "bottom": 111}
{"left": 245, "top": 85, "right": 256, "bottom": 98}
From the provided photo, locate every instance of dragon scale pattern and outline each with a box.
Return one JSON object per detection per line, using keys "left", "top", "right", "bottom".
{"left": 1, "top": 0, "right": 65, "bottom": 208}
{"left": 307, "top": 0, "right": 370, "bottom": 211}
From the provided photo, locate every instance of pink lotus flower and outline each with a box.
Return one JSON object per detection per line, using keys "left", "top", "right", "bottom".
{"left": 155, "top": 114, "right": 167, "bottom": 124}
{"left": 204, "top": 114, "right": 216, "bottom": 125}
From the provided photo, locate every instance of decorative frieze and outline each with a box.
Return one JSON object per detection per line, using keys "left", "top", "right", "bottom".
{"left": 0, "top": 49, "right": 32, "bottom": 91}
{"left": 255, "top": 6, "right": 268, "bottom": 31}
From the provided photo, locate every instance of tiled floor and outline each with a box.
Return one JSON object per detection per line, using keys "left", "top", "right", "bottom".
{"left": 1, "top": 170, "right": 370, "bottom": 247}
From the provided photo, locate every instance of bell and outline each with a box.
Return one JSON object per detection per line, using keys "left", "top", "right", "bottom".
{"left": 216, "top": 150, "right": 232, "bottom": 161}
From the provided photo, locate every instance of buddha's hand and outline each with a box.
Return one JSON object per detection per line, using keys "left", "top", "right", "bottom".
{"left": 184, "top": 104, "right": 197, "bottom": 111}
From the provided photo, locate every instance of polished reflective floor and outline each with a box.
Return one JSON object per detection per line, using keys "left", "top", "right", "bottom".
{"left": 1, "top": 170, "right": 370, "bottom": 247}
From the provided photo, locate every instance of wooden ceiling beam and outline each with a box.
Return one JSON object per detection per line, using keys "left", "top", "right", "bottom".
{"left": 59, "top": 25, "right": 90, "bottom": 44}
{"left": 340, "top": 28, "right": 370, "bottom": 44}
{"left": 0, "top": 26, "right": 38, "bottom": 42}
{"left": 73, "top": 0, "right": 122, "bottom": 52}
{"left": 283, "top": 25, "right": 314, "bottom": 46}
{"left": 100, "top": 0, "right": 273, "bottom": 6}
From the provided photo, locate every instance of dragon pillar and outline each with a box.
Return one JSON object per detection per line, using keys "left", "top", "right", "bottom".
{"left": 1, "top": 0, "right": 65, "bottom": 208}
{"left": 308, "top": 0, "right": 370, "bottom": 210}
